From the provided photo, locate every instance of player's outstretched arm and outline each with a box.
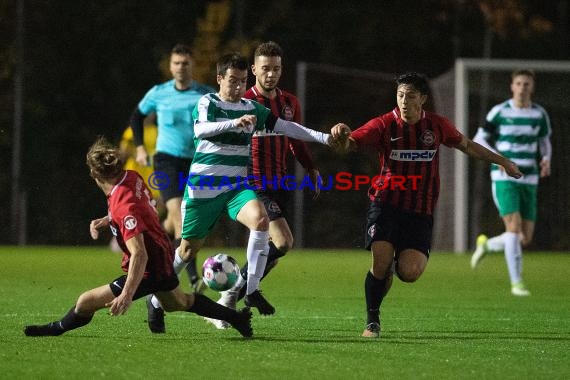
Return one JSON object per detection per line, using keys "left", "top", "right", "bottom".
{"left": 273, "top": 118, "right": 331, "bottom": 145}
{"left": 456, "top": 135, "right": 522, "bottom": 179}
{"left": 194, "top": 115, "right": 257, "bottom": 138}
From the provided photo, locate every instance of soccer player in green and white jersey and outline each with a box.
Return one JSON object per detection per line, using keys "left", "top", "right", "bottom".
{"left": 471, "top": 69, "right": 552, "bottom": 296}
{"left": 149, "top": 53, "right": 333, "bottom": 326}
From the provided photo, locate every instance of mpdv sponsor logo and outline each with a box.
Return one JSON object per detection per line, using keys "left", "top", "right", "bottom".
{"left": 390, "top": 150, "right": 437, "bottom": 161}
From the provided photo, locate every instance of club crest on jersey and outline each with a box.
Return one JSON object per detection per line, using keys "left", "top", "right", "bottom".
{"left": 420, "top": 130, "right": 436, "bottom": 146}
{"left": 390, "top": 150, "right": 436, "bottom": 161}
{"left": 281, "top": 105, "right": 294, "bottom": 121}
{"left": 123, "top": 215, "right": 137, "bottom": 230}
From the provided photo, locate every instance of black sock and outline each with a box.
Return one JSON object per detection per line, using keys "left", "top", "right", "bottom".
{"left": 60, "top": 306, "right": 94, "bottom": 331}
{"left": 188, "top": 294, "right": 235, "bottom": 321}
{"left": 364, "top": 271, "right": 391, "bottom": 324}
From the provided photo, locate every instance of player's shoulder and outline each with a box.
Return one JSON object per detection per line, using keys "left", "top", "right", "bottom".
{"left": 530, "top": 102, "right": 549, "bottom": 115}
{"left": 151, "top": 79, "right": 175, "bottom": 92}
{"left": 487, "top": 100, "right": 510, "bottom": 118}
{"left": 425, "top": 110, "right": 452, "bottom": 125}
{"left": 277, "top": 88, "right": 299, "bottom": 102}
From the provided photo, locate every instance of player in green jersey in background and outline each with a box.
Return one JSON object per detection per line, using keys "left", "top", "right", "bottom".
{"left": 471, "top": 69, "right": 552, "bottom": 296}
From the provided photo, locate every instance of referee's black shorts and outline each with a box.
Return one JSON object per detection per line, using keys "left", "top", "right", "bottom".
{"left": 153, "top": 152, "right": 192, "bottom": 202}
{"left": 364, "top": 201, "right": 433, "bottom": 257}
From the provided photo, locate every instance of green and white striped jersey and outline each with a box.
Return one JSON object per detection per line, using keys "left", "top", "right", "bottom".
{"left": 484, "top": 99, "right": 551, "bottom": 185}
{"left": 187, "top": 93, "right": 271, "bottom": 199}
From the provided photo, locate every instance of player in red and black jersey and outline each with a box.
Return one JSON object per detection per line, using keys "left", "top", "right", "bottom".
{"left": 23, "top": 137, "right": 252, "bottom": 338}
{"left": 219, "top": 41, "right": 320, "bottom": 308}
{"left": 331, "top": 72, "right": 522, "bottom": 338}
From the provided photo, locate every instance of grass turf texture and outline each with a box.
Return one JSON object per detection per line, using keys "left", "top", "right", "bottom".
{"left": 1, "top": 246, "right": 568, "bottom": 379}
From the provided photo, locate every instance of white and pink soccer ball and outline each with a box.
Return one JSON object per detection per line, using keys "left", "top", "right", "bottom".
{"left": 202, "top": 254, "right": 240, "bottom": 291}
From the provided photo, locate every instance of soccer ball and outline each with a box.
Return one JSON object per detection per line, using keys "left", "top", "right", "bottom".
{"left": 202, "top": 253, "right": 240, "bottom": 291}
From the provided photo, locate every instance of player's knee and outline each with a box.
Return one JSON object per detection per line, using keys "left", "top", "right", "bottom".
{"left": 395, "top": 264, "right": 422, "bottom": 283}
{"left": 275, "top": 240, "right": 292, "bottom": 254}
{"left": 253, "top": 215, "right": 270, "bottom": 231}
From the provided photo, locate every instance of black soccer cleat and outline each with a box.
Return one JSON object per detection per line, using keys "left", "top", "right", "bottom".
{"left": 146, "top": 295, "right": 166, "bottom": 334}
{"left": 24, "top": 322, "right": 65, "bottom": 337}
{"left": 361, "top": 322, "right": 380, "bottom": 338}
{"left": 229, "top": 307, "right": 253, "bottom": 338}
{"left": 244, "top": 290, "right": 275, "bottom": 315}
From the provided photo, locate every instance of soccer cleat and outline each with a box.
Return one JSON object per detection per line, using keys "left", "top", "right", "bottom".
{"left": 146, "top": 295, "right": 166, "bottom": 333}
{"left": 24, "top": 322, "right": 64, "bottom": 337}
{"left": 191, "top": 279, "right": 207, "bottom": 294}
{"left": 471, "top": 234, "right": 488, "bottom": 269}
{"left": 511, "top": 283, "right": 531, "bottom": 297}
{"left": 361, "top": 322, "right": 380, "bottom": 338}
{"left": 244, "top": 290, "right": 275, "bottom": 315}
{"left": 229, "top": 307, "right": 253, "bottom": 338}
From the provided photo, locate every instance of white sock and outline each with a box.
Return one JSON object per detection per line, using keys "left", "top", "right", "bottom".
{"left": 173, "top": 248, "right": 188, "bottom": 275}
{"left": 504, "top": 232, "right": 523, "bottom": 285}
{"left": 245, "top": 230, "right": 269, "bottom": 295}
{"left": 487, "top": 232, "right": 506, "bottom": 252}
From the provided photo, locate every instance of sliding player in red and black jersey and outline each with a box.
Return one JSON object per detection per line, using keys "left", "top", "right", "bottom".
{"left": 331, "top": 72, "right": 522, "bottom": 339}
{"left": 23, "top": 137, "right": 252, "bottom": 338}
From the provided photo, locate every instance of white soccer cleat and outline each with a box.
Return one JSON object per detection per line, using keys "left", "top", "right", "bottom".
{"left": 511, "top": 283, "right": 531, "bottom": 297}
{"left": 471, "top": 234, "right": 488, "bottom": 269}
{"left": 204, "top": 316, "right": 230, "bottom": 329}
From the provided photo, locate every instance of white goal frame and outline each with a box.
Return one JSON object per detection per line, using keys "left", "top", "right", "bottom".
{"left": 453, "top": 58, "right": 570, "bottom": 252}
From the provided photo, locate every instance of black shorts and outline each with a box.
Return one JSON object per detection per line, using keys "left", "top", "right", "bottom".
{"left": 109, "top": 273, "right": 179, "bottom": 300}
{"left": 364, "top": 201, "right": 433, "bottom": 257}
{"left": 153, "top": 152, "right": 192, "bottom": 202}
{"left": 256, "top": 189, "right": 290, "bottom": 221}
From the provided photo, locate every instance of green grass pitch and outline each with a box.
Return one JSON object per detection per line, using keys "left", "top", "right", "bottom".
{"left": 0, "top": 246, "right": 568, "bottom": 379}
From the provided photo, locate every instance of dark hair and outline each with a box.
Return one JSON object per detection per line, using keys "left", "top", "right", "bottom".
{"left": 216, "top": 53, "right": 248, "bottom": 76}
{"left": 511, "top": 69, "right": 535, "bottom": 81}
{"left": 395, "top": 72, "right": 430, "bottom": 95}
{"left": 171, "top": 43, "right": 192, "bottom": 57}
{"left": 86, "top": 136, "right": 124, "bottom": 180}
{"left": 254, "top": 41, "right": 283, "bottom": 58}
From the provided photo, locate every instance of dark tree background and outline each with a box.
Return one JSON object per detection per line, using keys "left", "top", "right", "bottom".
{"left": 1, "top": 0, "right": 568, "bottom": 247}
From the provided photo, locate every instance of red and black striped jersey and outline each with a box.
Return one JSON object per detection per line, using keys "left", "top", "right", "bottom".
{"left": 244, "top": 86, "right": 315, "bottom": 189}
{"left": 351, "top": 108, "right": 463, "bottom": 215}
{"left": 107, "top": 170, "right": 175, "bottom": 280}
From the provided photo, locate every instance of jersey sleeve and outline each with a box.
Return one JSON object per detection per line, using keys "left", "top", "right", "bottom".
{"left": 111, "top": 192, "right": 149, "bottom": 243}
{"left": 252, "top": 101, "right": 273, "bottom": 131}
{"left": 192, "top": 95, "right": 212, "bottom": 123}
{"left": 137, "top": 86, "right": 158, "bottom": 115}
{"left": 439, "top": 116, "right": 463, "bottom": 147}
{"left": 351, "top": 118, "right": 384, "bottom": 148}
{"left": 538, "top": 106, "right": 552, "bottom": 139}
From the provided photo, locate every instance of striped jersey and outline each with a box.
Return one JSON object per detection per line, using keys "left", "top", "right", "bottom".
{"left": 107, "top": 170, "right": 175, "bottom": 279}
{"left": 244, "top": 86, "right": 315, "bottom": 189}
{"left": 188, "top": 93, "right": 272, "bottom": 199}
{"left": 137, "top": 79, "right": 214, "bottom": 159}
{"left": 351, "top": 108, "right": 463, "bottom": 215}
{"left": 484, "top": 99, "right": 551, "bottom": 185}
